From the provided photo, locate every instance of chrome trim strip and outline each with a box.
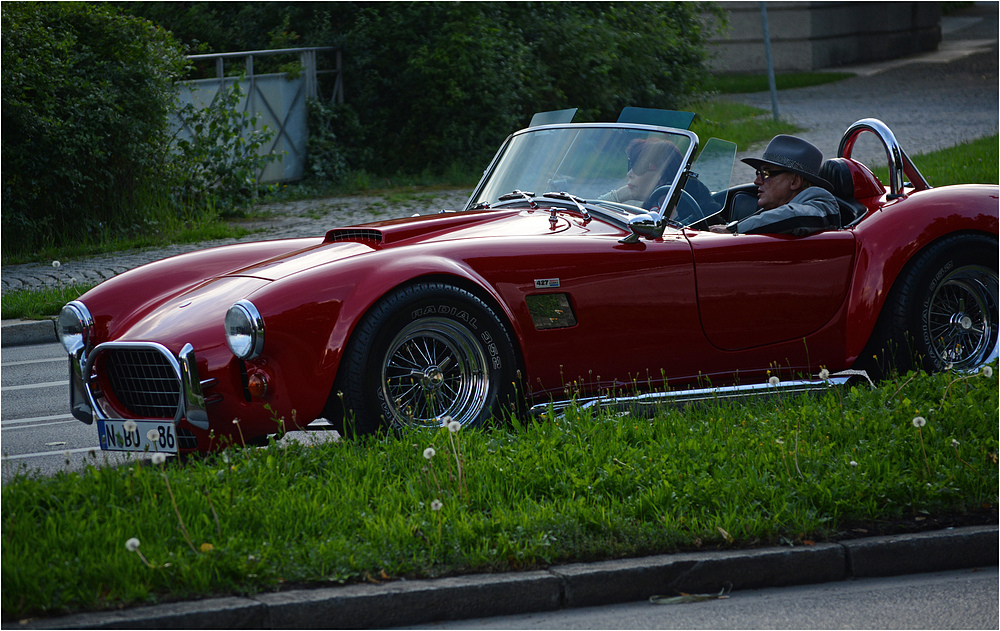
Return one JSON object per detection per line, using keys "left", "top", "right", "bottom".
{"left": 529, "top": 375, "right": 860, "bottom": 419}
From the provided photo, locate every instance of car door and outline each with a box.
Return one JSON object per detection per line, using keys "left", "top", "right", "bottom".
{"left": 687, "top": 230, "right": 857, "bottom": 351}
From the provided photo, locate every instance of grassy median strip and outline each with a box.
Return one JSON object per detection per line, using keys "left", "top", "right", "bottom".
{"left": 1, "top": 283, "right": 97, "bottom": 320}
{"left": 3, "top": 367, "right": 996, "bottom": 620}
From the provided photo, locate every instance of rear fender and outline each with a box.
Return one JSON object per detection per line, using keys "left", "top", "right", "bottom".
{"left": 844, "top": 185, "right": 999, "bottom": 364}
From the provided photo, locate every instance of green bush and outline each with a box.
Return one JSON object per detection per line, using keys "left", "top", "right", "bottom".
{"left": 171, "top": 81, "right": 278, "bottom": 216}
{"left": 1, "top": 2, "right": 187, "bottom": 255}
{"left": 123, "top": 2, "right": 723, "bottom": 180}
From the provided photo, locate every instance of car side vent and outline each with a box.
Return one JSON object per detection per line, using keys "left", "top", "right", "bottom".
{"left": 325, "top": 228, "right": 384, "bottom": 244}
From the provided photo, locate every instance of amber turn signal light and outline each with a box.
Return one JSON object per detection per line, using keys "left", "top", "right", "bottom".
{"left": 247, "top": 372, "right": 269, "bottom": 399}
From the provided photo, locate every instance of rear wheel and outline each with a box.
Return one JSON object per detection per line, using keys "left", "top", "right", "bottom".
{"left": 335, "top": 282, "right": 519, "bottom": 434}
{"left": 872, "top": 234, "right": 998, "bottom": 375}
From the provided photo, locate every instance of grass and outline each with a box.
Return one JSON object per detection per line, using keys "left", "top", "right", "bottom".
{"left": 1, "top": 283, "right": 97, "bottom": 320}
{"left": 705, "top": 71, "right": 856, "bottom": 95}
{"left": 688, "top": 99, "right": 800, "bottom": 151}
{"left": 2, "top": 366, "right": 996, "bottom": 620}
{"left": 869, "top": 135, "right": 999, "bottom": 186}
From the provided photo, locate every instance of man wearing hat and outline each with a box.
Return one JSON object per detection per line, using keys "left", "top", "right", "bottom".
{"left": 710, "top": 135, "right": 839, "bottom": 236}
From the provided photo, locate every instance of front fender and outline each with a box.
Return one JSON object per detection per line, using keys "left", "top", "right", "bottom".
{"left": 239, "top": 244, "right": 525, "bottom": 426}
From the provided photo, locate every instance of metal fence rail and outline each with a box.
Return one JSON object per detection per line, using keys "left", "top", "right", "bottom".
{"left": 172, "top": 47, "right": 342, "bottom": 184}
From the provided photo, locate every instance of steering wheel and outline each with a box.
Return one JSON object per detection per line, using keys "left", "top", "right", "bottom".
{"left": 643, "top": 186, "right": 703, "bottom": 225}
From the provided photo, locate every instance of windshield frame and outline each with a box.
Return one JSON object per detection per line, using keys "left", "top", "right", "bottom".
{"left": 464, "top": 123, "right": 700, "bottom": 218}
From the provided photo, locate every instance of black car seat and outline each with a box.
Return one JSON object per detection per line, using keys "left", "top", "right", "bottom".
{"left": 819, "top": 158, "right": 868, "bottom": 227}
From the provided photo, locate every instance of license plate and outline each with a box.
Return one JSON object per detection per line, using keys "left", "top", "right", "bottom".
{"left": 98, "top": 420, "right": 178, "bottom": 454}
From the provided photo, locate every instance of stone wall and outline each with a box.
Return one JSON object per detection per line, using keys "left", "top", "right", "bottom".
{"left": 707, "top": 1, "right": 942, "bottom": 73}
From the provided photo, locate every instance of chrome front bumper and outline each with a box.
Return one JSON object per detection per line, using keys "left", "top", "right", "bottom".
{"left": 69, "top": 341, "right": 210, "bottom": 430}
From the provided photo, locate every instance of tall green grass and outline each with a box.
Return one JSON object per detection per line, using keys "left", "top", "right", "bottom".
{"left": 3, "top": 367, "right": 996, "bottom": 619}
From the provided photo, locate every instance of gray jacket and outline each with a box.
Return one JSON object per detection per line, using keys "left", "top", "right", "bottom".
{"left": 732, "top": 186, "right": 839, "bottom": 236}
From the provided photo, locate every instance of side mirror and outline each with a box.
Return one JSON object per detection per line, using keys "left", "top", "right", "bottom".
{"left": 620, "top": 212, "right": 664, "bottom": 244}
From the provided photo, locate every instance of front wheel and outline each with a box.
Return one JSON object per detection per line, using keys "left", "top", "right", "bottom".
{"left": 335, "top": 282, "right": 520, "bottom": 434}
{"left": 874, "top": 234, "right": 998, "bottom": 374}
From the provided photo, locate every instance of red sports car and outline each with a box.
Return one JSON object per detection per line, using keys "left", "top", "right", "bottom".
{"left": 57, "top": 112, "right": 998, "bottom": 455}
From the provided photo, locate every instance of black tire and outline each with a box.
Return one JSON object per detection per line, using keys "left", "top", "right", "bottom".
{"left": 869, "top": 234, "right": 998, "bottom": 375}
{"left": 335, "top": 282, "right": 520, "bottom": 434}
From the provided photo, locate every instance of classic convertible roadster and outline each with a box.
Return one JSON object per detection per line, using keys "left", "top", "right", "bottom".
{"left": 58, "top": 111, "right": 998, "bottom": 454}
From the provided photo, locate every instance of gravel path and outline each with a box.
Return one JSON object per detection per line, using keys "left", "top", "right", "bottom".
{"left": 2, "top": 6, "right": 995, "bottom": 294}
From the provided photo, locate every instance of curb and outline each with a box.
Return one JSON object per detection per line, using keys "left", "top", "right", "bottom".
{"left": 12, "top": 525, "right": 996, "bottom": 630}
{"left": 0, "top": 319, "right": 57, "bottom": 347}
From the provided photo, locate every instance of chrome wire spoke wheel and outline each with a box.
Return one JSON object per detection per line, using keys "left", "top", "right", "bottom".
{"left": 381, "top": 317, "right": 490, "bottom": 429}
{"left": 924, "top": 265, "right": 999, "bottom": 370}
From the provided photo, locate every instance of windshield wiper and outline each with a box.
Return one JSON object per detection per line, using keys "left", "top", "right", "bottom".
{"left": 542, "top": 191, "right": 591, "bottom": 222}
{"left": 497, "top": 190, "right": 538, "bottom": 208}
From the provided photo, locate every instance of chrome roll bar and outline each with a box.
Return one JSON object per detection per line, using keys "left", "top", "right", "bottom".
{"left": 837, "top": 118, "right": 931, "bottom": 199}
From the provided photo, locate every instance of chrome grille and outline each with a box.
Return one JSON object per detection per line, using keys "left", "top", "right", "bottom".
{"left": 104, "top": 348, "right": 180, "bottom": 418}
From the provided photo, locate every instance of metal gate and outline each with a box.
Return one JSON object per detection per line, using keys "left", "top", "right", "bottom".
{"left": 172, "top": 47, "right": 342, "bottom": 184}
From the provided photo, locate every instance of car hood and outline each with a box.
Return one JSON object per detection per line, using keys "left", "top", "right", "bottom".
{"left": 223, "top": 208, "right": 603, "bottom": 281}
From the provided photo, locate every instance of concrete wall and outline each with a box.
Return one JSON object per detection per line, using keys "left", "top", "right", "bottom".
{"left": 707, "top": 1, "right": 942, "bottom": 73}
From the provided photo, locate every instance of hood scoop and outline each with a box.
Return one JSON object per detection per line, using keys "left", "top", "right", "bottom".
{"left": 324, "top": 228, "right": 384, "bottom": 244}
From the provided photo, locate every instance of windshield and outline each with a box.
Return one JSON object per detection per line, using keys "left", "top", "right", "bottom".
{"left": 469, "top": 125, "right": 696, "bottom": 216}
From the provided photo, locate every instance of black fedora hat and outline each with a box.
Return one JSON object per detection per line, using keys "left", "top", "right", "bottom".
{"left": 741, "top": 135, "right": 832, "bottom": 190}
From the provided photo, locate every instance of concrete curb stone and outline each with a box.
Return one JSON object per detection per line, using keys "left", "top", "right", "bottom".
{"left": 0, "top": 319, "right": 56, "bottom": 347}
{"left": 843, "top": 523, "right": 999, "bottom": 577}
{"left": 12, "top": 525, "right": 995, "bottom": 630}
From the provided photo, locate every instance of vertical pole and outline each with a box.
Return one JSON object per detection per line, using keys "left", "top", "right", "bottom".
{"left": 245, "top": 54, "right": 255, "bottom": 115}
{"left": 334, "top": 49, "right": 344, "bottom": 104}
{"left": 760, "top": 2, "right": 780, "bottom": 120}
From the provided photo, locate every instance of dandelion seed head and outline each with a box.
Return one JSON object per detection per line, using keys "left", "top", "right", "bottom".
{"left": 146, "top": 429, "right": 159, "bottom": 442}
{"left": 448, "top": 420, "right": 462, "bottom": 434}
{"left": 423, "top": 447, "right": 436, "bottom": 460}
{"left": 952, "top": 439, "right": 960, "bottom": 448}
{"left": 981, "top": 366, "right": 994, "bottom": 379}
{"left": 850, "top": 460, "right": 858, "bottom": 467}
{"left": 123, "top": 420, "right": 137, "bottom": 433}
{"left": 430, "top": 499, "right": 443, "bottom": 511}
{"left": 912, "top": 416, "right": 927, "bottom": 428}
{"left": 818, "top": 368, "right": 830, "bottom": 380}
{"left": 769, "top": 376, "right": 780, "bottom": 386}
{"left": 125, "top": 537, "right": 140, "bottom": 552}
{"left": 52, "top": 260, "right": 61, "bottom": 269}
{"left": 151, "top": 453, "right": 166, "bottom": 466}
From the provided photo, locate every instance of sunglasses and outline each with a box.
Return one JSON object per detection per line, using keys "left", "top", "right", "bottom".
{"left": 755, "top": 168, "right": 788, "bottom": 181}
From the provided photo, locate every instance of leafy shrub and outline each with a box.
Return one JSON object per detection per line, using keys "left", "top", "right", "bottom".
{"left": 1, "top": 2, "right": 187, "bottom": 256}
{"left": 126, "top": 2, "right": 723, "bottom": 180}
{"left": 171, "top": 81, "right": 278, "bottom": 216}
{"left": 304, "top": 100, "right": 353, "bottom": 183}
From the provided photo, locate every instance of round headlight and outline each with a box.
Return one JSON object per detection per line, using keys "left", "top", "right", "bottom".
{"left": 225, "top": 300, "right": 264, "bottom": 360}
{"left": 57, "top": 301, "right": 94, "bottom": 353}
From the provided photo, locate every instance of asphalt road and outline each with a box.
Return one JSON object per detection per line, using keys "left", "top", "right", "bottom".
{"left": 0, "top": 341, "right": 136, "bottom": 482}
{"left": 405, "top": 568, "right": 999, "bottom": 630}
